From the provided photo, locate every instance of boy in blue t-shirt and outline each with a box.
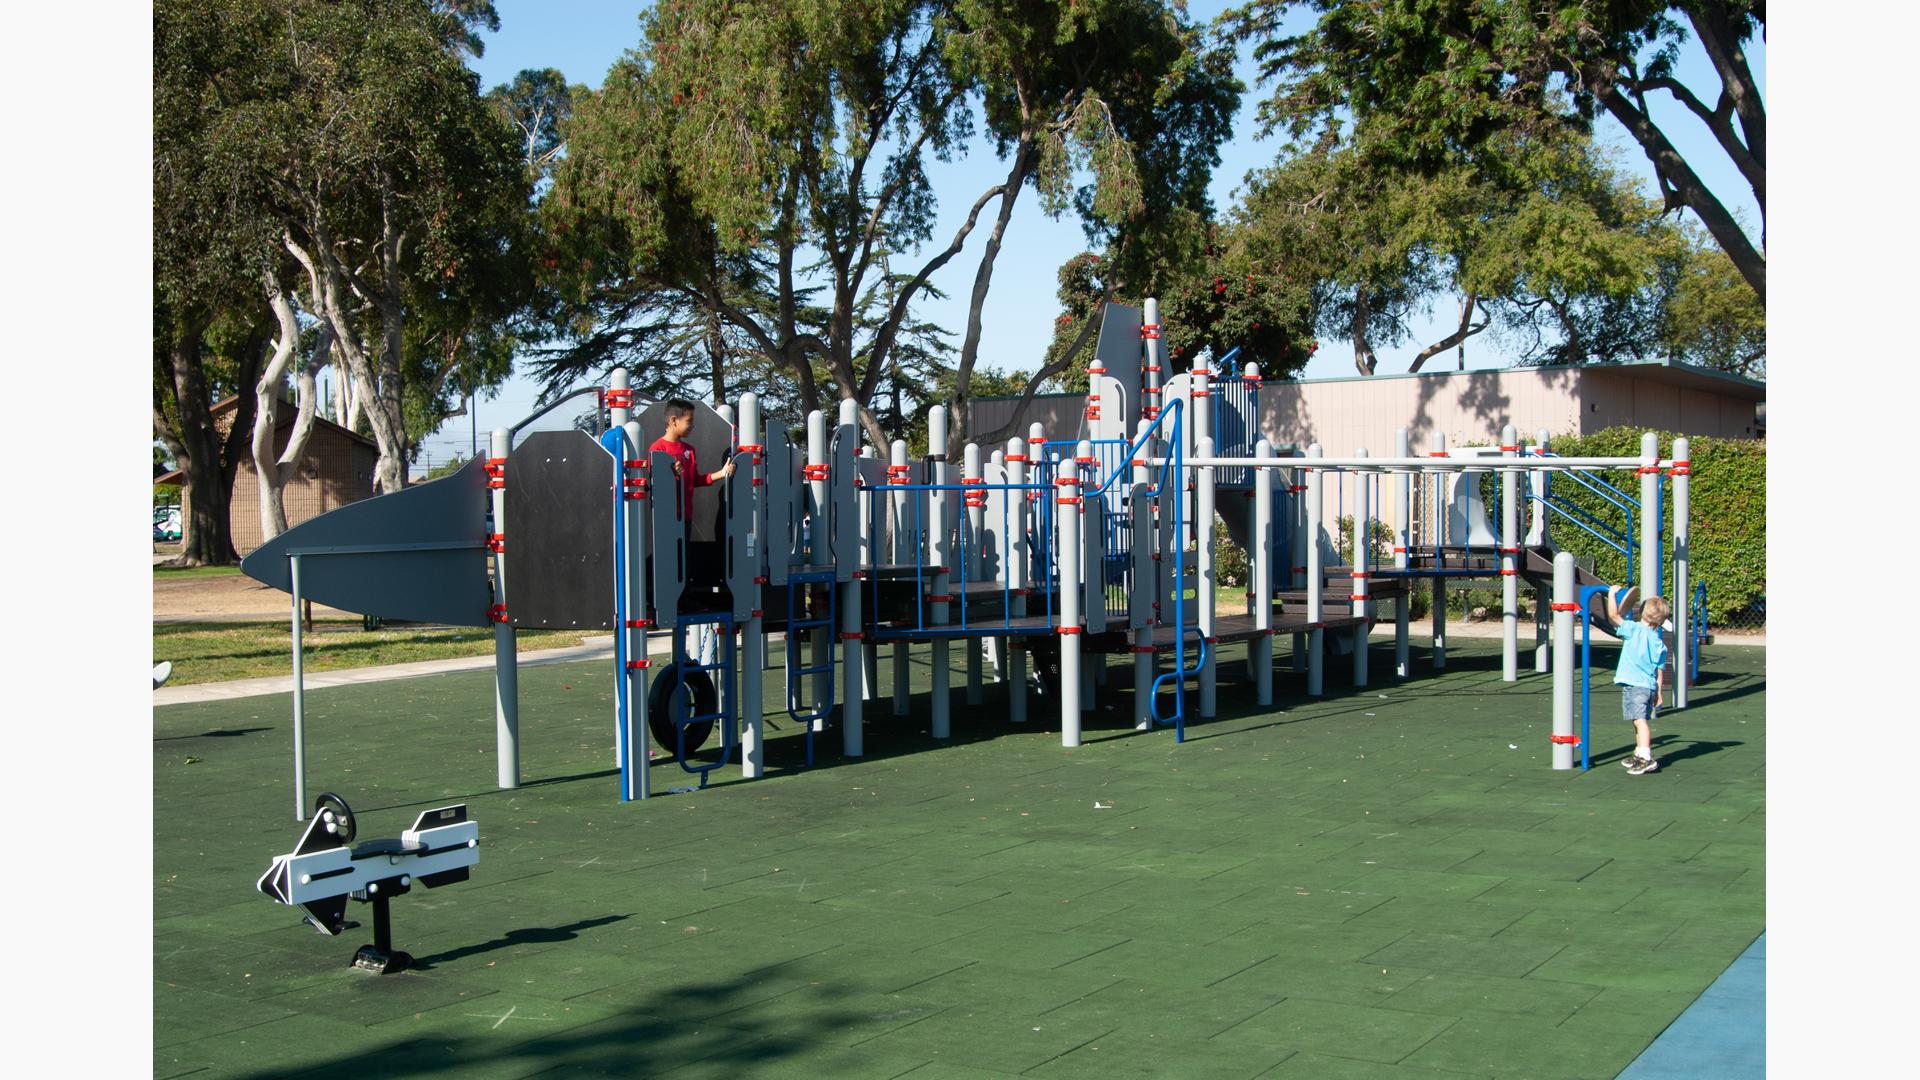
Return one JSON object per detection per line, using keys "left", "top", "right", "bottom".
{"left": 1605, "top": 589, "right": 1672, "bottom": 775}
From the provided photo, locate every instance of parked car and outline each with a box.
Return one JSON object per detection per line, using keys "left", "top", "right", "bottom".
{"left": 154, "top": 505, "right": 182, "bottom": 542}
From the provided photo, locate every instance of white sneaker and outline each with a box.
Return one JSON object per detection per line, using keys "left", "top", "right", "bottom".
{"left": 1620, "top": 754, "right": 1644, "bottom": 770}
{"left": 1628, "top": 757, "right": 1659, "bottom": 775}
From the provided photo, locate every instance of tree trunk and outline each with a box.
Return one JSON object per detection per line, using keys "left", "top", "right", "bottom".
{"left": 254, "top": 273, "right": 332, "bottom": 541}
{"left": 948, "top": 143, "right": 1034, "bottom": 448}
{"left": 1407, "top": 294, "right": 1487, "bottom": 373}
{"left": 1351, "top": 287, "right": 1378, "bottom": 375}
{"left": 970, "top": 293, "right": 1110, "bottom": 447}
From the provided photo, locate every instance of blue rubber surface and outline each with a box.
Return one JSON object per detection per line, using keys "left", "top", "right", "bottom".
{"left": 1617, "top": 933, "right": 1765, "bottom": 1079}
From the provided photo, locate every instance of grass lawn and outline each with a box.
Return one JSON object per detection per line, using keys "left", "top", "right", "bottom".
{"left": 153, "top": 562, "right": 246, "bottom": 578}
{"left": 155, "top": 620, "right": 601, "bottom": 685}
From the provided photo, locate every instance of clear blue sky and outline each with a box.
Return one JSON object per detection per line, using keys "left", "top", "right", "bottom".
{"left": 406, "top": 0, "right": 1764, "bottom": 472}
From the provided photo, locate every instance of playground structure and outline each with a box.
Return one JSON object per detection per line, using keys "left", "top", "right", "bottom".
{"left": 242, "top": 299, "right": 1698, "bottom": 810}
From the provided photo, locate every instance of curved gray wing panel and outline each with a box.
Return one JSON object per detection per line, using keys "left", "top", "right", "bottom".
{"left": 239, "top": 456, "right": 491, "bottom": 626}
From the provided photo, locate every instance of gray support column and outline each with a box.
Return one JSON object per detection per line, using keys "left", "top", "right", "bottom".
{"left": 1197, "top": 435, "right": 1217, "bottom": 718}
{"left": 890, "top": 439, "right": 911, "bottom": 717}
{"left": 987, "top": 447, "right": 1007, "bottom": 684}
{"left": 1394, "top": 428, "right": 1411, "bottom": 678}
{"left": 859, "top": 445, "right": 879, "bottom": 703}
{"left": 1552, "top": 552, "right": 1576, "bottom": 770}
{"left": 290, "top": 553, "right": 307, "bottom": 820}
{"left": 1639, "top": 431, "right": 1660, "bottom": 602}
{"left": 930, "top": 407, "right": 952, "bottom": 739}
{"left": 1430, "top": 432, "right": 1448, "bottom": 669}
{"left": 1076, "top": 438, "right": 1096, "bottom": 715}
{"left": 622, "top": 420, "right": 649, "bottom": 799}
{"left": 1672, "top": 437, "right": 1691, "bottom": 708}
{"left": 838, "top": 400, "right": 864, "bottom": 758}
{"left": 489, "top": 425, "right": 520, "bottom": 789}
{"left": 1057, "top": 446, "right": 1083, "bottom": 746}
{"left": 1306, "top": 444, "right": 1324, "bottom": 697}
{"left": 1500, "top": 424, "right": 1520, "bottom": 682}
{"left": 1006, "top": 437, "right": 1029, "bottom": 724}
{"left": 1352, "top": 447, "right": 1370, "bottom": 688}
{"left": 738, "top": 397, "right": 764, "bottom": 779}
{"left": 1291, "top": 460, "right": 1308, "bottom": 674}
{"left": 607, "top": 373, "right": 629, "bottom": 771}
{"left": 1142, "top": 297, "right": 1163, "bottom": 423}
{"left": 1253, "top": 440, "right": 1274, "bottom": 706}
{"left": 1131, "top": 477, "right": 1154, "bottom": 730}
{"left": 1534, "top": 430, "right": 1552, "bottom": 674}
{"left": 964, "top": 441, "right": 984, "bottom": 705}
{"left": 806, "top": 410, "right": 829, "bottom": 736}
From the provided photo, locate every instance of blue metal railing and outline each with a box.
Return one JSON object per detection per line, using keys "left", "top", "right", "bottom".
{"left": 670, "top": 614, "right": 737, "bottom": 788}
{"left": 784, "top": 570, "right": 837, "bottom": 767}
{"left": 1524, "top": 450, "right": 1639, "bottom": 566}
{"left": 857, "top": 475, "right": 1056, "bottom": 639}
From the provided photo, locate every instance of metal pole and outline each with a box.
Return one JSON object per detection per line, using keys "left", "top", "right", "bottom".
{"left": 890, "top": 438, "right": 911, "bottom": 717}
{"left": 1639, "top": 431, "right": 1660, "bottom": 604}
{"left": 1430, "top": 432, "right": 1447, "bottom": 669}
{"left": 1352, "top": 447, "right": 1370, "bottom": 688}
{"left": 739, "top": 396, "right": 765, "bottom": 779}
{"left": 1058, "top": 445, "right": 1083, "bottom": 746}
{"left": 1552, "top": 552, "right": 1576, "bottom": 770}
{"left": 607, "top": 372, "right": 632, "bottom": 770}
{"left": 1253, "top": 439, "right": 1274, "bottom": 706}
{"left": 488, "top": 426, "right": 520, "bottom": 790}
{"left": 987, "top": 447, "right": 1006, "bottom": 685}
{"left": 1306, "top": 443, "right": 1324, "bottom": 697}
{"left": 806, "top": 410, "right": 829, "bottom": 737}
{"left": 964, "top": 441, "right": 984, "bottom": 705}
{"left": 290, "top": 553, "right": 307, "bottom": 821}
{"left": 1142, "top": 297, "right": 1162, "bottom": 423}
{"left": 1006, "top": 437, "right": 1029, "bottom": 724}
{"left": 1533, "top": 431, "right": 1552, "bottom": 674}
{"left": 1672, "top": 437, "right": 1691, "bottom": 708}
{"left": 1197, "top": 435, "right": 1217, "bottom": 718}
{"left": 622, "top": 420, "right": 649, "bottom": 799}
{"left": 1394, "top": 428, "right": 1411, "bottom": 677}
{"left": 839, "top": 399, "right": 864, "bottom": 758}
{"left": 930, "top": 406, "right": 952, "bottom": 739}
{"left": 1292, "top": 458, "right": 1308, "bottom": 675}
{"left": 1500, "top": 423, "right": 1519, "bottom": 682}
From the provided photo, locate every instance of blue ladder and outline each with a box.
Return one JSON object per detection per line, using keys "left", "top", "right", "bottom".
{"left": 785, "top": 569, "right": 838, "bottom": 767}
{"left": 668, "top": 613, "right": 737, "bottom": 789}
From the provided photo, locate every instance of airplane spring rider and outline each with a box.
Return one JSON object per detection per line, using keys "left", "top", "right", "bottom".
{"left": 256, "top": 794, "right": 480, "bottom": 973}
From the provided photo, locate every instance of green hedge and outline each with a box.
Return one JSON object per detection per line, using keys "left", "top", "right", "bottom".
{"left": 1523, "top": 427, "right": 1763, "bottom": 626}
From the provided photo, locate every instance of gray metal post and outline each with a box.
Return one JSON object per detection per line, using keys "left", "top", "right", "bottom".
{"left": 1639, "top": 431, "right": 1660, "bottom": 603}
{"left": 1142, "top": 297, "right": 1163, "bottom": 423}
{"left": 738, "top": 397, "right": 764, "bottom": 778}
{"left": 1533, "top": 431, "right": 1552, "bottom": 673}
{"left": 806, "top": 410, "right": 829, "bottom": 736}
{"left": 1394, "top": 428, "right": 1411, "bottom": 677}
{"left": 1552, "top": 552, "right": 1576, "bottom": 770}
{"left": 1253, "top": 439, "right": 1274, "bottom": 706}
{"left": 964, "top": 441, "right": 984, "bottom": 705}
{"left": 607, "top": 373, "right": 631, "bottom": 769}
{"left": 987, "top": 447, "right": 1006, "bottom": 685}
{"left": 1672, "top": 437, "right": 1691, "bottom": 708}
{"left": 1500, "top": 423, "right": 1519, "bottom": 682}
{"left": 489, "top": 426, "right": 520, "bottom": 789}
{"left": 1292, "top": 459, "right": 1308, "bottom": 674}
{"left": 1006, "top": 437, "right": 1029, "bottom": 724}
{"left": 1131, "top": 474, "right": 1154, "bottom": 731}
{"left": 930, "top": 406, "right": 952, "bottom": 739}
{"left": 890, "top": 438, "right": 911, "bottom": 717}
{"left": 1352, "top": 447, "right": 1370, "bottom": 688}
{"left": 1197, "top": 435, "right": 1217, "bottom": 717}
{"left": 1430, "top": 432, "right": 1447, "bottom": 669}
{"left": 1306, "top": 443, "right": 1324, "bottom": 697}
{"left": 1077, "top": 438, "right": 1097, "bottom": 715}
{"left": 623, "top": 420, "right": 649, "bottom": 799}
{"left": 839, "top": 399, "right": 864, "bottom": 758}
{"left": 290, "top": 553, "right": 307, "bottom": 820}
{"left": 1057, "top": 446, "right": 1083, "bottom": 746}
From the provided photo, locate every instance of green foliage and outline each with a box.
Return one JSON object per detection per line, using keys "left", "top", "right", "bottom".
{"left": 1539, "top": 427, "right": 1764, "bottom": 625}
{"left": 1335, "top": 515, "right": 1392, "bottom": 567}
{"left": 1213, "top": 518, "right": 1248, "bottom": 588}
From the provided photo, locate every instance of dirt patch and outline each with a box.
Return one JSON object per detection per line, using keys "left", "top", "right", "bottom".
{"left": 153, "top": 551, "right": 355, "bottom": 623}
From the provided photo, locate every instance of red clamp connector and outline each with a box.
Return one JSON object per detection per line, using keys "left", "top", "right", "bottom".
{"left": 487, "top": 532, "right": 506, "bottom": 553}
{"left": 485, "top": 457, "right": 507, "bottom": 489}
{"left": 488, "top": 604, "right": 509, "bottom": 623}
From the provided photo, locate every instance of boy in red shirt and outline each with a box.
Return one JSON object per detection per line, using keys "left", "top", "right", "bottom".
{"left": 649, "top": 398, "right": 734, "bottom": 515}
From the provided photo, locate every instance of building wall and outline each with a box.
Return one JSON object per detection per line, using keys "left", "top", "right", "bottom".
{"left": 228, "top": 424, "right": 376, "bottom": 555}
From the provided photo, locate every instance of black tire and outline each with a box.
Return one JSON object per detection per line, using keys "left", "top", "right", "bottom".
{"left": 647, "top": 665, "right": 717, "bottom": 757}
{"left": 1028, "top": 638, "right": 1064, "bottom": 702}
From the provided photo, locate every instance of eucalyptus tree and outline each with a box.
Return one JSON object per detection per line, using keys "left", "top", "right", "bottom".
{"left": 1224, "top": 1, "right": 1765, "bottom": 301}
{"left": 542, "top": 0, "right": 1239, "bottom": 449}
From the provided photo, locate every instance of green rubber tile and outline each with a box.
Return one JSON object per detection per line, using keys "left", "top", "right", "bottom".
{"left": 1042, "top": 979, "right": 1282, "bottom": 1038}
{"left": 817, "top": 876, "right": 1016, "bottom": 917}
{"left": 941, "top": 888, "right": 1137, "bottom": 932}
{"left": 1051, "top": 936, "right": 1276, "bottom": 988}
{"left": 886, "top": 1061, "right": 1026, "bottom": 1080}
{"left": 1339, "top": 896, "right": 1533, "bottom": 937}
{"left": 1255, "top": 1049, "right": 1483, "bottom": 1078}
{"left": 1442, "top": 849, "right": 1616, "bottom": 882}
{"left": 657, "top": 1044, "right": 938, "bottom": 1080}
{"left": 1380, "top": 970, "right": 1602, "bottom": 1022}
{"left": 156, "top": 1011, "right": 418, "bottom": 1077}
{"left": 696, "top": 981, "right": 953, "bottom": 1048}
{"left": 1471, "top": 876, "right": 1648, "bottom": 911}
{"left": 1611, "top": 884, "right": 1761, "bottom": 921}
{"left": 1212, "top": 958, "right": 1431, "bottom": 1006}
{"left": 913, "top": 924, "right": 1132, "bottom": 972}
{"left": 1363, "top": 929, "right": 1568, "bottom": 979}
{"left": 1399, "top": 1014, "right": 1640, "bottom": 1079}
{"left": 852, "top": 1006, "right": 1117, "bottom": 1075}
{"left": 1677, "top": 840, "right": 1765, "bottom": 866}
{"left": 1328, "top": 866, "right": 1510, "bottom": 901}
{"left": 886, "top": 961, "right": 1119, "bottom": 1013}
{"left": 1524, "top": 942, "right": 1726, "bottom": 994}
{"left": 1211, "top": 996, "right": 1458, "bottom": 1062}
{"left": 1025, "top": 1030, "right": 1290, "bottom": 1079}
{"left": 153, "top": 982, "right": 300, "bottom": 1049}
{"left": 1424, "top": 825, "right": 1578, "bottom": 855}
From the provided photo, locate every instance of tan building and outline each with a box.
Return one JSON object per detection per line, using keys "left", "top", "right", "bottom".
{"left": 971, "top": 359, "right": 1765, "bottom": 454}
{"left": 156, "top": 396, "right": 378, "bottom": 556}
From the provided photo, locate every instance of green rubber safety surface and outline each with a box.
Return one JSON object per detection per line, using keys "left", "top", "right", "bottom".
{"left": 154, "top": 637, "right": 1763, "bottom": 1079}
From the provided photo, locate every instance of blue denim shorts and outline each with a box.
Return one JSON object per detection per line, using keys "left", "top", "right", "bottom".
{"left": 1620, "top": 684, "right": 1659, "bottom": 722}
